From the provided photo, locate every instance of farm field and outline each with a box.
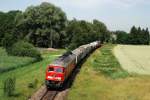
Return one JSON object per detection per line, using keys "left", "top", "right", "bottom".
{"left": 68, "top": 44, "right": 150, "bottom": 100}
{"left": 114, "top": 45, "right": 150, "bottom": 75}
{"left": 0, "top": 49, "right": 65, "bottom": 100}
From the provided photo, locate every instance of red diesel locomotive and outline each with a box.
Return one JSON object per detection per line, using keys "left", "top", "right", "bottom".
{"left": 45, "top": 41, "right": 101, "bottom": 88}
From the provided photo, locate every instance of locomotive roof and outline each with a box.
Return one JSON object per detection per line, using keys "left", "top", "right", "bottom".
{"left": 50, "top": 51, "right": 75, "bottom": 67}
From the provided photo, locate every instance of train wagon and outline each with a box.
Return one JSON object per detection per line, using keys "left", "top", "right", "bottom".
{"left": 45, "top": 41, "right": 101, "bottom": 88}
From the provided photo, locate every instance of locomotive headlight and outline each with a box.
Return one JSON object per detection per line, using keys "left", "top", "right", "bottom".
{"left": 47, "top": 76, "right": 53, "bottom": 79}
{"left": 56, "top": 77, "right": 61, "bottom": 81}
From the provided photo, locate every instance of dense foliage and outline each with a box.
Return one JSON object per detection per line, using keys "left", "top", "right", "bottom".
{"left": 15, "top": 2, "right": 67, "bottom": 48}
{"left": 115, "top": 31, "right": 129, "bottom": 44}
{"left": 9, "top": 41, "right": 42, "bottom": 60}
{"left": 0, "top": 2, "right": 110, "bottom": 53}
{"left": 115, "top": 26, "right": 150, "bottom": 45}
{"left": 0, "top": 11, "right": 21, "bottom": 46}
{"left": 65, "top": 19, "right": 109, "bottom": 50}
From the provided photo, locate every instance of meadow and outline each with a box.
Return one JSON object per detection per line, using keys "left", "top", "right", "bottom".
{"left": 68, "top": 44, "right": 150, "bottom": 100}
{"left": 0, "top": 48, "right": 65, "bottom": 100}
{"left": 0, "top": 47, "right": 36, "bottom": 73}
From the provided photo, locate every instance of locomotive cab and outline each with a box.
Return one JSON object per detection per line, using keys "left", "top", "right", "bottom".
{"left": 45, "top": 65, "right": 65, "bottom": 88}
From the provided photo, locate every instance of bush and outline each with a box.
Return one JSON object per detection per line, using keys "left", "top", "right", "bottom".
{"left": 3, "top": 77, "right": 16, "bottom": 96}
{"left": 28, "top": 79, "right": 38, "bottom": 89}
{"left": 8, "top": 41, "right": 42, "bottom": 60}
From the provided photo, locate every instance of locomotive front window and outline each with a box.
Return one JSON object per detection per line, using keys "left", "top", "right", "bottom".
{"left": 55, "top": 68, "right": 63, "bottom": 73}
{"left": 48, "top": 67, "right": 54, "bottom": 72}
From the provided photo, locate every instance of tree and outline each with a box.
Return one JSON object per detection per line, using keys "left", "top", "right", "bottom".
{"left": 115, "top": 31, "right": 129, "bottom": 44}
{"left": 145, "top": 28, "right": 150, "bottom": 44}
{"left": 93, "top": 19, "right": 110, "bottom": 43}
{"left": 128, "top": 26, "right": 150, "bottom": 45}
{"left": 65, "top": 19, "right": 109, "bottom": 50}
{"left": 66, "top": 20, "right": 94, "bottom": 50}
{"left": 142, "top": 28, "right": 150, "bottom": 44}
{"left": 0, "top": 10, "right": 21, "bottom": 46}
{"left": 129, "top": 26, "right": 138, "bottom": 44}
{"left": 16, "top": 2, "right": 67, "bottom": 48}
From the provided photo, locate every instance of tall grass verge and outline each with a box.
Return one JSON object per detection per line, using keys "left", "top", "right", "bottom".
{"left": 93, "top": 44, "right": 128, "bottom": 79}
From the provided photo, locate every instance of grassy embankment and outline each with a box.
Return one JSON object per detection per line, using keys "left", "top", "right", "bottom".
{"left": 68, "top": 44, "right": 150, "bottom": 100}
{"left": 0, "top": 48, "right": 65, "bottom": 100}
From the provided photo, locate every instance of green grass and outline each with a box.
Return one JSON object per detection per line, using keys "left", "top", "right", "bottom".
{"left": 0, "top": 48, "right": 65, "bottom": 100}
{"left": 92, "top": 44, "right": 128, "bottom": 79}
{"left": 0, "top": 48, "right": 36, "bottom": 73}
{"left": 68, "top": 44, "right": 130, "bottom": 100}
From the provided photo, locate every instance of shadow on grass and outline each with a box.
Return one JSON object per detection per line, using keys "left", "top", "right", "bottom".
{"left": 0, "top": 59, "right": 39, "bottom": 74}
{"left": 11, "top": 92, "right": 22, "bottom": 97}
{"left": 2, "top": 92, "right": 22, "bottom": 98}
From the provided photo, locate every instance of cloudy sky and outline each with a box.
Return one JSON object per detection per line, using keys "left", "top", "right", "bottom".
{"left": 0, "top": 0, "right": 150, "bottom": 32}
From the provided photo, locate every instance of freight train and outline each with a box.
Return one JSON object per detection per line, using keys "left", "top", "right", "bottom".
{"left": 45, "top": 41, "right": 101, "bottom": 88}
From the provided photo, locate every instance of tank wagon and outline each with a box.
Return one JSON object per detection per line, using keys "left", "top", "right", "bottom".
{"left": 45, "top": 41, "right": 101, "bottom": 88}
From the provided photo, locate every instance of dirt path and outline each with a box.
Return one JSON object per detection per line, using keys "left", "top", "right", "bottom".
{"left": 114, "top": 45, "right": 150, "bottom": 75}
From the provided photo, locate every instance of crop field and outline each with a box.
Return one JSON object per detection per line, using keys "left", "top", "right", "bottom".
{"left": 0, "top": 49, "right": 65, "bottom": 100}
{"left": 68, "top": 44, "right": 150, "bottom": 100}
{"left": 0, "top": 47, "right": 36, "bottom": 73}
{"left": 114, "top": 45, "right": 150, "bottom": 75}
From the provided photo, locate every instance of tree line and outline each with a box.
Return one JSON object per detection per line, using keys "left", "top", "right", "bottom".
{"left": 0, "top": 2, "right": 110, "bottom": 52}
{"left": 115, "top": 26, "right": 150, "bottom": 45}
{"left": 0, "top": 2, "right": 149, "bottom": 58}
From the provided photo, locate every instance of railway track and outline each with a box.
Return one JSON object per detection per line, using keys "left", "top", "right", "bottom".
{"left": 41, "top": 90, "right": 58, "bottom": 100}
{"left": 29, "top": 86, "right": 59, "bottom": 100}
{"left": 30, "top": 46, "right": 101, "bottom": 100}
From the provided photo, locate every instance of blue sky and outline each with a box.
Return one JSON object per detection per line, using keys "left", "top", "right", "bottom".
{"left": 0, "top": 0, "right": 150, "bottom": 32}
